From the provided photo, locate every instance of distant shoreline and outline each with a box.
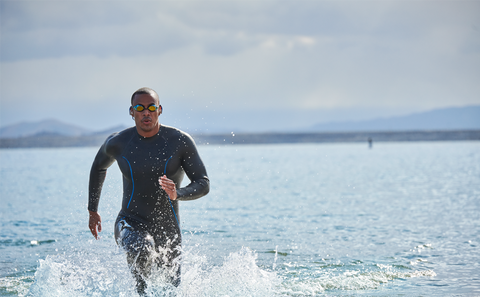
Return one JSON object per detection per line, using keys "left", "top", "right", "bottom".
{"left": 1, "top": 130, "right": 479, "bottom": 149}
{"left": 195, "top": 130, "right": 480, "bottom": 145}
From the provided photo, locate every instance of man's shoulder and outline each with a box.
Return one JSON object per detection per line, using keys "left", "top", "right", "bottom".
{"left": 106, "top": 126, "right": 135, "bottom": 141}
{"left": 161, "top": 125, "right": 191, "bottom": 138}
{"left": 103, "top": 127, "right": 136, "bottom": 153}
{"left": 161, "top": 125, "right": 197, "bottom": 146}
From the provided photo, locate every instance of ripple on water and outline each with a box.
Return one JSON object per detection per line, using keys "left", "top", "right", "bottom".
{"left": 0, "top": 274, "right": 34, "bottom": 296}
{"left": 0, "top": 239, "right": 57, "bottom": 248}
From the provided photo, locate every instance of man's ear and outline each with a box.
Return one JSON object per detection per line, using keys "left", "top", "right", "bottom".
{"left": 159, "top": 105, "right": 163, "bottom": 115}
{"left": 129, "top": 106, "right": 134, "bottom": 116}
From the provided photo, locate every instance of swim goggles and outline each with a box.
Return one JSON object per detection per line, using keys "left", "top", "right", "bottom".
{"left": 132, "top": 104, "right": 161, "bottom": 112}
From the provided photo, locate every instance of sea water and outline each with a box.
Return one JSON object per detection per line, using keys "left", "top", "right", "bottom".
{"left": 0, "top": 141, "right": 479, "bottom": 296}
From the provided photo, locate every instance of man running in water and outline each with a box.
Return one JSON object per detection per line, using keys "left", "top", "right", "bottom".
{"left": 88, "top": 87, "right": 209, "bottom": 294}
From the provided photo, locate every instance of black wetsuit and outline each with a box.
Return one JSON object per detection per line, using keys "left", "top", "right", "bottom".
{"left": 88, "top": 125, "right": 209, "bottom": 292}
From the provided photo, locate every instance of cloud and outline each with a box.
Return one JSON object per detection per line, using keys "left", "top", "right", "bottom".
{"left": 1, "top": 0, "right": 479, "bottom": 130}
{"left": 4, "top": 1, "right": 477, "bottom": 61}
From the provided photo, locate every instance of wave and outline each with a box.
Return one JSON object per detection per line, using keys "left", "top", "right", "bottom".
{"left": 0, "top": 242, "right": 436, "bottom": 297}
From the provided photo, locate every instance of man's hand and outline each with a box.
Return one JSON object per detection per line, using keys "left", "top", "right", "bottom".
{"left": 159, "top": 175, "right": 178, "bottom": 200}
{"left": 89, "top": 211, "right": 102, "bottom": 239}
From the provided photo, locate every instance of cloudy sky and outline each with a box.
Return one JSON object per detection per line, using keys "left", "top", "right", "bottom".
{"left": 1, "top": 0, "right": 479, "bottom": 133}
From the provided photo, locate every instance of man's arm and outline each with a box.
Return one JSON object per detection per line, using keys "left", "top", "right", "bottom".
{"left": 88, "top": 138, "right": 116, "bottom": 239}
{"left": 176, "top": 134, "right": 210, "bottom": 201}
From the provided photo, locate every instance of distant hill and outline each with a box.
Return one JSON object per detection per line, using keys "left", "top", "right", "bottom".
{"left": 1, "top": 116, "right": 479, "bottom": 148}
{"left": 90, "top": 125, "right": 128, "bottom": 136}
{"left": 1, "top": 105, "right": 479, "bottom": 144}
{"left": 0, "top": 119, "right": 92, "bottom": 138}
{"left": 0, "top": 119, "right": 126, "bottom": 139}
{"left": 310, "top": 105, "right": 480, "bottom": 132}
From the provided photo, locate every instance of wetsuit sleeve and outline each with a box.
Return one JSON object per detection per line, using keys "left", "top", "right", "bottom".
{"left": 176, "top": 134, "right": 210, "bottom": 201}
{"left": 88, "top": 136, "right": 117, "bottom": 212}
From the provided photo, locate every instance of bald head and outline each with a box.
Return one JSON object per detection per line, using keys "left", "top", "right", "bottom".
{"left": 131, "top": 87, "right": 159, "bottom": 105}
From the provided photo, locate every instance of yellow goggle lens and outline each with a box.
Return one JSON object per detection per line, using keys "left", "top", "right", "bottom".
{"left": 133, "top": 105, "right": 145, "bottom": 112}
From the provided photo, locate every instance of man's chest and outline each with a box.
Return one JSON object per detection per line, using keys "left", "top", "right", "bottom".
{"left": 116, "top": 140, "right": 181, "bottom": 178}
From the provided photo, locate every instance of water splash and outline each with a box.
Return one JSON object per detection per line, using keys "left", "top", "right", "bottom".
{"left": 27, "top": 249, "right": 136, "bottom": 296}
{"left": 18, "top": 245, "right": 277, "bottom": 297}
{"left": 3, "top": 242, "right": 436, "bottom": 296}
{"left": 178, "top": 246, "right": 278, "bottom": 296}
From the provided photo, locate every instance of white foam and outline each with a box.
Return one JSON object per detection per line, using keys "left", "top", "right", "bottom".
{"left": 0, "top": 275, "right": 33, "bottom": 296}
{"left": 276, "top": 264, "right": 436, "bottom": 296}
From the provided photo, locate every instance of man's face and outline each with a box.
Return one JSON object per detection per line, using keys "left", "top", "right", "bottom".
{"left": 131, "top": 93, "right": 162, "bottom": 137}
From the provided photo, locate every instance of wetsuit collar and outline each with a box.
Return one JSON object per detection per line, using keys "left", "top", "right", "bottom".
{"left": 135, "top": 124, "right": 162, "bottom": 139}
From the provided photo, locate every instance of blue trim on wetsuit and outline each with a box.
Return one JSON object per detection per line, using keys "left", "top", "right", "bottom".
{"left": 123, "top": 156, "right": 135, "bottom": 209}
{"left": 164, "top": 156, "right": 172, "bottom": 174}
{"left": 164, "top": 156, "right": 180, "bottom": 226}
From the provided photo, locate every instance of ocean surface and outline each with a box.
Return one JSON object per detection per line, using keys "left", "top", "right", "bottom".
{"left": 0, "top": 141, "right": 479, "bottom": 296}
